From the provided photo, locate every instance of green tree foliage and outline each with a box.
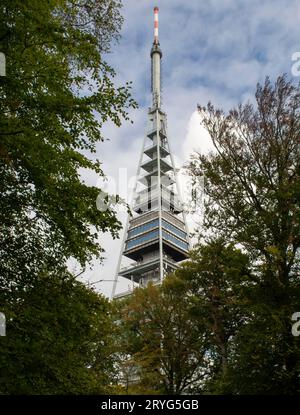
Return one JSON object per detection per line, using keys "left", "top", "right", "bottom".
{"left": 186, "top": 75, "right": 300, "bottom": 393}
{"left": 0, "top": 272, "right": 116, "bottom": 394}
{"left": 0, "top": 0, "right": 137, "bottom": 288}
{"left": 193, "top": 76, "right": 300, "bottom": 281}
{"left": 173, "top": 240, "right": 252, "bottom": 394}
{"left": 114, "top": 282, "right": 208, "bottom": 395}
{"left": 0, "top": 0, "right": 136, "bottom": 394}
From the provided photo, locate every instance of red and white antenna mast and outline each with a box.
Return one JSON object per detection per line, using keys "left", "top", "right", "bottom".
{"left": 154, "top": 6, "right": 159, "bottom": 44}
{"left": 151, "top": 7, "right": 162, "bottom": 108}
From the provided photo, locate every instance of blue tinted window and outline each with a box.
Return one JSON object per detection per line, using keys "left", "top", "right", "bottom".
{"left": 128, "top": 219, "right": 159, "bottom": 238}
{"left": 162, "top": 230, "right": 188, "bottom": 251}
{"left": 162, "top": 220, "right": 187, "bottom": 240}
{"left": 126, "top": 230, "right": 159, "bottom": 250}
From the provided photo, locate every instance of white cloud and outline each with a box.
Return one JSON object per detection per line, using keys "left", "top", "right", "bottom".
{"left": 183, "top": 111, "right": 214, "bottom": 160}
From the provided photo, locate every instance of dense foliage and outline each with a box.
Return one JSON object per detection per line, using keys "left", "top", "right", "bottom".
{"left": 0, "top": 0, "right": 135, "bottom": 394}
{"left": 0, "top": 273, "right": 115, "bottom": 394}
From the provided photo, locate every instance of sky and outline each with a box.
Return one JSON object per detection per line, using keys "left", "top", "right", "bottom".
{"left": 77, "top": 0, "right": 300, "bottom": 297}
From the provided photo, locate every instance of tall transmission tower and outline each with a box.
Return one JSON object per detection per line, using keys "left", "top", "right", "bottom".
{"left": 111, "top": 7, "right": 190, "bottom": 299}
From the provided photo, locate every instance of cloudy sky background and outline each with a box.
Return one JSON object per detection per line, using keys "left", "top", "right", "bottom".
{"left": 77, "top": 0, "right": 300, "bottom": 296}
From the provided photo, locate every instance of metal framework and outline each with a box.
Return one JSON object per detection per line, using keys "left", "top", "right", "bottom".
{"left": 111, "top": 7, "right": 190, "bottom": 299}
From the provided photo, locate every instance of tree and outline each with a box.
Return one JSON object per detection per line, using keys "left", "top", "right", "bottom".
{"left": 0, "top": 272, "right": 116, "bottom": 394}
{"left": 0, "top": 0, "right": 136, "bottom": 394}
{"left": 114, "top": 282, "right": 208, "bottom": 395}
{"left": 188, "top": 75, "right": 300, "bottom": 393}
{"left": 173, "top": 240, "right": 252, "bottom": 394}
{"left": 0, "top": 0, "right": 137, "bottom": 291}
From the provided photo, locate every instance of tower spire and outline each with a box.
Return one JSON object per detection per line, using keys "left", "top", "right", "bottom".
{"left": 151, "top": 7, "right": 162, "bottom": 109}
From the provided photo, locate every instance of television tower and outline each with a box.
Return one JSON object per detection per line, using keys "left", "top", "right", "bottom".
{"left": 111, "top": 7, "right": 190, "bottom": 299}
